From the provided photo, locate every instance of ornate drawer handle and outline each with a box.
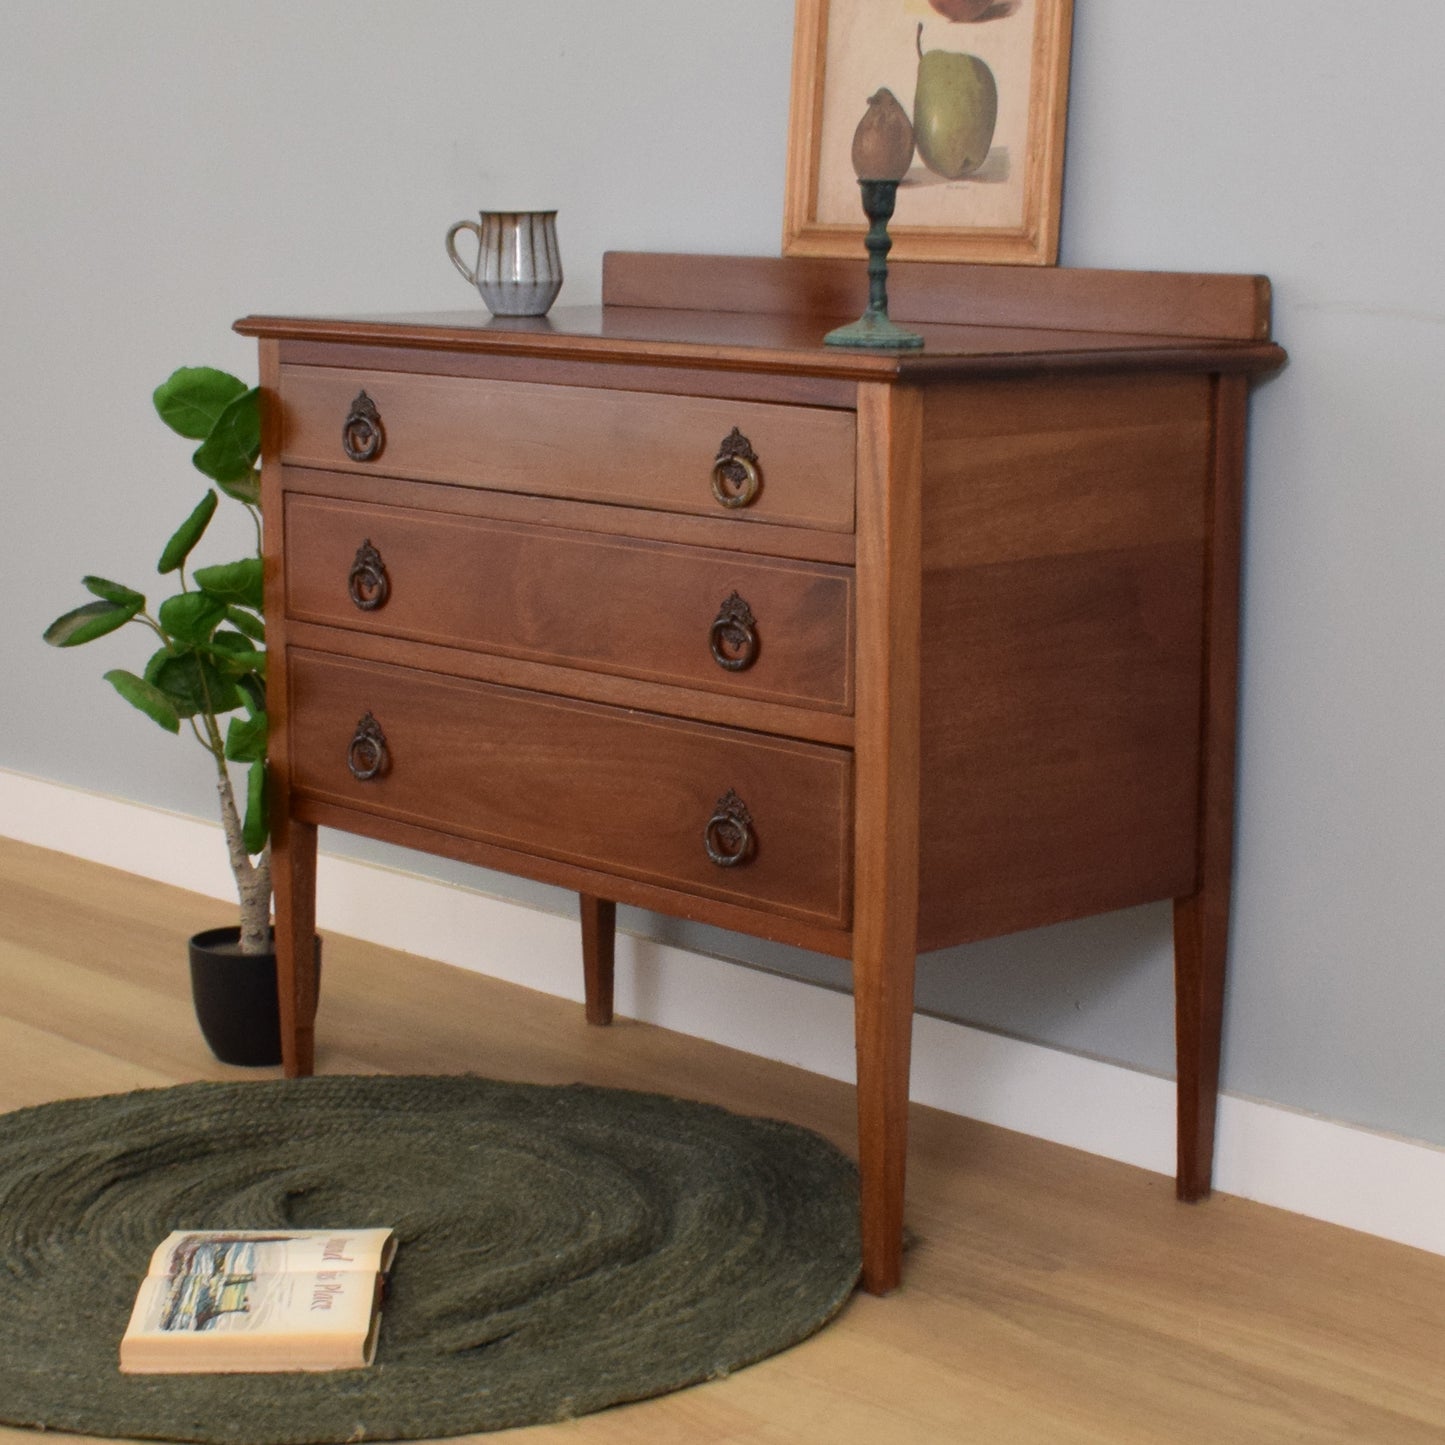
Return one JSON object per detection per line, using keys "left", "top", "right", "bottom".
{"left": 348, "top": 539, "right": 390, "bottom": 611}
{"left": 711, "top": 427, "right": 761, "bottom": 509}
{"left": 346, "top": 712, "right": 388, "bottom": 781}
{"left": 342, "top": 391, "right": 385, "bottom": 463}
{"left": 704, "top": 789, "right": 755, "bottom": 868}
{"left": 709, "top": 592, "right": 758, "bottom": 672}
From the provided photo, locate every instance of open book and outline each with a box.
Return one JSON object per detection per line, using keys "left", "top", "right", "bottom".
{"left": 119, "top": 1228, "right": 397, "bottom": 1374}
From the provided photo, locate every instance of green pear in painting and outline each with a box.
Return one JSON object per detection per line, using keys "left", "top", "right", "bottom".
{"left": 912, "top": 22, "right": 998, "bottom": 179}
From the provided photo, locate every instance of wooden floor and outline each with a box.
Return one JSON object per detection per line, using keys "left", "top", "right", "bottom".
{"left": 2, "top": 835, "right": 1443, "bottom": 1444}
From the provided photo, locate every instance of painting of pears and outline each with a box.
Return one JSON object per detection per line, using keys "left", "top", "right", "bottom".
{"left": 912, "top": 23, "right": 998, "bottom": 179}
{"left": 811, "top": 0, "right": 1050, "bottom": 238}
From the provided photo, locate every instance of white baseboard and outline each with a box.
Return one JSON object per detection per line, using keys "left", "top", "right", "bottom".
{"left": 3, "top": 765, "right": 1442, "bottom": 1259}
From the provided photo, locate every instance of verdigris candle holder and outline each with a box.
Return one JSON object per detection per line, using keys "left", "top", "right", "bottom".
{"left": 824, "top": 179, "right": 924, "bottom": 351}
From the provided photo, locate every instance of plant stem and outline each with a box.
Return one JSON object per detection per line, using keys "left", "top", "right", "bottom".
{"left": 135, "top": 613, "right": 173, "bottom": 647}
{"left": 200, "top": 709, "right": 272, "bottom": 954}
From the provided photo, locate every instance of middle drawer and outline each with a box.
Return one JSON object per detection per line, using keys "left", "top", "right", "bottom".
{"left": 284, "top": 494, "right": 854, "bottom": 712}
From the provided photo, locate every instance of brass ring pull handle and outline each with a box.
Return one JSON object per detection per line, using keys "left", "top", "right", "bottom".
{"left": 346, "top": 712, "right": 389, "bottom": 781}
{"left": 348, "top": 539, "right": 390, "bottom": 611}
{"left": 342, "top": 391, "right": 385, "bottom": 463}
{"left": 711, "top": 427, "right": 762, "bottom": 509}
{"left": 709, "top": 592, "right": 758, "bottom": 672}
{"left": 704, "top": 789, "right": 755, "bottom": 868}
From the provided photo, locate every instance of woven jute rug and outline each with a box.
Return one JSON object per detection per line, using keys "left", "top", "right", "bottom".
{"left": 0, "top": 1074, "right": 860, "bottom": 1443}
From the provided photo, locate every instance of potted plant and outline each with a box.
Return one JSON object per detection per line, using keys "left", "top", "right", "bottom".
{"left": 44, "top": 366, "right": 295, "bottom": 1065}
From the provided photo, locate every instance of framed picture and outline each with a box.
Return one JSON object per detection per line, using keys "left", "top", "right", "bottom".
{"left": 783, "top": 0, "right": 1073, "bottom": 265}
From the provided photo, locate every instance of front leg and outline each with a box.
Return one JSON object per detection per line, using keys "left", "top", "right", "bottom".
{"left": 853, "top": 918, "right": 918, "bottom": 1294}
{"left": 851, "top": 381, "right": 923, "bottom": 1293}
{"left": 272, "top": 816, "right": 318, "bottom": 1077}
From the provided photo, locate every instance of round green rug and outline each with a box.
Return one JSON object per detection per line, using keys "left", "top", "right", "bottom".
{"left": 0, "top": 1074, "right": 860, "bottom": 1443}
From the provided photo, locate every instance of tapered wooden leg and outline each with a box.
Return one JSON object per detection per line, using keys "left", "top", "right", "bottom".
{"left": 257, "top": 333, "right": 317, "bottom": 1080}
{"left": 1175, "top": 374, "right": 1249, "bottom": 1199}
{"left": 852, "top": 381, "right": 923, "bottom": 1293}
{"left": 580, "top": 894, "right": 615, "bottom": 1026}
{"left": 272, "top": 817, "right": 318, "bottom": 1078}
{"left": 1174, "top": 890, "right": 1227, "bottom": 1198}
{"left": 854, "top": 929, "right": 918, "bottom": 1294}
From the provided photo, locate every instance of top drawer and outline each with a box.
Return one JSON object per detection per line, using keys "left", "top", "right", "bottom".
{"left": 279, "top": 366, "right": 856, "bottom": 532}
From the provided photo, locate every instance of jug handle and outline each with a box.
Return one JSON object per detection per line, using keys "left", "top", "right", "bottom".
{"left": 445, "top": 220, "right": 482, "bottom": 286}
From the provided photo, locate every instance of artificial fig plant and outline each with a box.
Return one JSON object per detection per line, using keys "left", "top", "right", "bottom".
{"left": 44, "top": 367, "right": 272, "bottom": 952}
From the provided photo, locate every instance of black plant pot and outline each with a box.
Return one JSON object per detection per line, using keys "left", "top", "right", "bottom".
{"left": 188, "top": 926, "right": 321, "bottom": 1067}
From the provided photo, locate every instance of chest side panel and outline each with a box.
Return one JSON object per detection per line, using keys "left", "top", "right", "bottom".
{"left": 916, "top": 371, "right": 1212, "bottom": 951}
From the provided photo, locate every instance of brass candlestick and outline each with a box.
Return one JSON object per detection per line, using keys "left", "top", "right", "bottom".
{"left": 824, "top": 179, "right": 924, "bottom": 350}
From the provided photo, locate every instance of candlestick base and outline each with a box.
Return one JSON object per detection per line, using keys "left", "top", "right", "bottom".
{"left": 823, "top": 178, "right": 924, "bottom": 350}
{"left": 824, "top": 310, "right": 925, "bottom": 349}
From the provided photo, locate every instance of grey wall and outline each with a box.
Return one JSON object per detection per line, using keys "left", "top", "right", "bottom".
{"left": 4, "top": 3, "right": 1442, "bottom": 1145}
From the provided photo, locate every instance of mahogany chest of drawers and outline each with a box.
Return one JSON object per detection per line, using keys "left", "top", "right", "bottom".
{"left": 238, "top": 252, "right": 1284, "bottom": 1292}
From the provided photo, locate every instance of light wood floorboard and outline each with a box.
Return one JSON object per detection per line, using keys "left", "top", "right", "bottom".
{"left": 1, "top": 835, "right": 1442, "bottom": 1443}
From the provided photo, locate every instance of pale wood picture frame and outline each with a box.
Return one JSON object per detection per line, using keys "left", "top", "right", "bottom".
{"left": 783, "top": 0, "right": 1073, "bottom": 265}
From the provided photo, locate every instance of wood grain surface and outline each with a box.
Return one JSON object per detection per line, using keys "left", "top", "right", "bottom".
{"left": 579, "top": 893, "right": 615, "bottom": 1028}
{"left": 287, "top": 650, "right": 854, "bottom": 929}
{"left": 1174, "top": 374, "right": 1251, "bottom": 1201}
{"left": 279, "top": 365, "right": 857, "bottom": 531}
{"left": 284, "top": 493, "right": 855, "bottom": 712}
{"left": 916, "top": 372, "right": 1211, "bottom": 951}
{"left": 258, "top": 336, "right": 319, "bottom": 1078}
{"left": 237, "top": 295, "right": 1287, "bottom": 384}
{"left": 605, "top": 251, "right": 1274, "bottom": 341}
{"left": 850, "top": 382, "right": 924, "bottom": 1293}
{"left": 280, "top": 464, "right": 858, "bottom": 567}
{"left": 293, "top": 796, "right": 855, "bottom": 961}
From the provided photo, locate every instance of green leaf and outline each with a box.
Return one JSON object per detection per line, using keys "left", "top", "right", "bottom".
{"left": 225, "top": 711, "right": 268, "bottom": 763}
{"left": 147, "top": 650, "right": 242, "bottom": 718}
{"left": 225, "top": 606, "right": 265, "bottom": 643}
{"left": 192, "top": 387, "right": 260, "bottom": 484}
{"left": 154, "top": 367, "right": 248, "bottom": 441}
{"left": 202, "top": 630, "right": 266, "bottom": 678}
{"left": 157, "top": 491, "right": 218, "bottom": 574}
{"left": 103, "top": 669, "right": 181, "bottom": 733}
{"left": 208, "top": 629, "right": 257, "bottom": 656}
{"left": 223, "top": 653, "right": 267, "bottom": 679}
{"left": 203, "top": 624, "right": 268, "bottom": 689}
{"left": 82, "top": 575, "right": 145, "bottom": 609}
{"left": 43, "top": 599, "right": 140, "bottom": 647}
{"left": 237, "top": 673, "right": 267, "bottom": 715}
{"left": 217, "top": 468, "right": 262, "bottom": 508}
{"left": 157, "top": 591, "right": 226, "bottom": 646}
{"left": 243, "top": 760, "right": 269, "bottom": 855}
{"left": 194, "top": 557, "right": 263, "bottom": 610}
{"left": 212, "top": 648, "right": 266, "bottom": 678}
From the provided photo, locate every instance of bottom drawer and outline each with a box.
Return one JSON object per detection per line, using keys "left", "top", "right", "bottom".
{"left": 288, "top": 651, "right": 853, "bottom": 927}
